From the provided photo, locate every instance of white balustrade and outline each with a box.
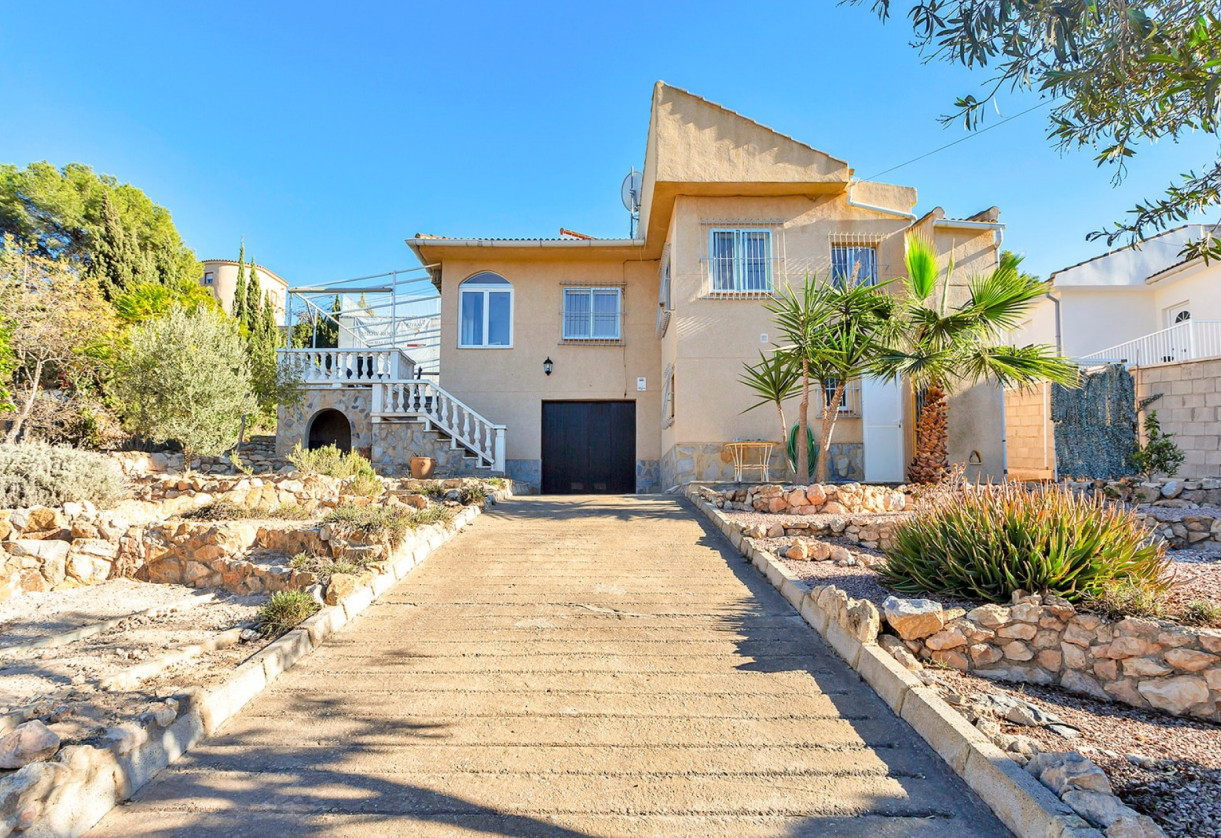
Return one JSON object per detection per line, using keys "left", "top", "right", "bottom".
{"left": 1080, "top": 320, "right": 1221, "bottom": 368}
{"left": 373, "top": 380, "right": 506, "bottom": 472}
{"left": 277, "top": 348, "right": 413, "bottom": 386}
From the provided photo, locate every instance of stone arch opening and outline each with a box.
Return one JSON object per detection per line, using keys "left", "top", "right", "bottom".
{"left": 307, "top": 409, "right": 352, "bottom": 452}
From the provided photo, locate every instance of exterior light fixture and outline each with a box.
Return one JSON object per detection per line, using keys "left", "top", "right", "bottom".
{"left": 543, "top": 357, "right": 554, "bottom": 376}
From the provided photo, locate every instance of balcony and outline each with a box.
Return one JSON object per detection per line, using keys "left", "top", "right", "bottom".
{"left": 1079, "top": 320, "right": 1221, "bottom": 368}
{"left": 277, "top": 347, "right": 416, "bottom": 386}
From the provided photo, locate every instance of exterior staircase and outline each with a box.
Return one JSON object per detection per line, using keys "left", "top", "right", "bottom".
{"left": 278, "top": 348, "right": 506, "bottom": 473}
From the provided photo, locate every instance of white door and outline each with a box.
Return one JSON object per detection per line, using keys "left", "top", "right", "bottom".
{"left": 862, "top": 378, "right": 905, "bottom": 483}
{"left": 1163, "top": 302, "right": 1191, "bottom": 362}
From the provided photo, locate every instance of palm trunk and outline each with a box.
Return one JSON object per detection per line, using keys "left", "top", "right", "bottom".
{"left": 774, "top": 404, "right": 790, "bottom": 479}
{"left": 796, "top": 357, "right": 810, "bottom": 483}
{"left": 5, "top": 359, "right": 44, "bottom": 443}
{"left": 908, "top": 383, "right": 949, "bottom": 484}
{"left": 817, "top": 383, "right": 845, "bottom": 483}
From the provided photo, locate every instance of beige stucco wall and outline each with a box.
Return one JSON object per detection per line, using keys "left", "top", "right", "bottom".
{"left": 1135, "top": 358, "right": 1221, "bottom": 476}
{"left": 1004, "top": 383, "right": 1055, "bottom": 480}
{"left": 436, "top": 255, "right": 661, "bottom": 465}
{"left": 201, "top": 260, "right": 288, "bottom": 325}
{"left": 665, "top": 193, "right": 912, "bottom": 453}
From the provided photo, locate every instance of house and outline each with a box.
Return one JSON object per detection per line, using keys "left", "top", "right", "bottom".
{"left": 1006, "top": 224, "right": 1221, "bottom": 479}
{"left": 200, "top": 258, "right": 289, "bottom": 325}
{"left": 276, "top": 83, "right": 1007, "bottom": 492}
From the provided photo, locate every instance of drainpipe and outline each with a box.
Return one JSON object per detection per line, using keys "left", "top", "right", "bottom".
{"left": 846, "top": 179, "right": 917, "bottom": 221}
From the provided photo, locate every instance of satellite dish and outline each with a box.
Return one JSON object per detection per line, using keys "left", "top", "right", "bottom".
{"left": 621, "top": 168, "right": 643, "bottom": 213}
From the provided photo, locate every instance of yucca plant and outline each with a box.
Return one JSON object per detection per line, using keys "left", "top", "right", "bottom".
{"left": 881, "top": 483, "right": 1169, "bottom": 603}
{"left": 874, "top": 236, "right": 1078, "bottom": 483}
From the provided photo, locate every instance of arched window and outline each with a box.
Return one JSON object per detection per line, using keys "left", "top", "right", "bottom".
{"left": 458, "top": 272, "right": 513, "bottom": 348}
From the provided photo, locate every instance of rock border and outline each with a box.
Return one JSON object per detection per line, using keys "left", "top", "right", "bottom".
{"left": 685, "top": 486, "right": 1104, "bottom": 838}
{"left": 0, "top": 494, "right": 503, "bottom": 838}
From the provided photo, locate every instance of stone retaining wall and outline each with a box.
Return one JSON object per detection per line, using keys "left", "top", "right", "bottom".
{"left": 699, "top": 482, "right": 907, "bottom": 515}
{"left": 883, "top": 594, "right": 1221, "bottom": 723}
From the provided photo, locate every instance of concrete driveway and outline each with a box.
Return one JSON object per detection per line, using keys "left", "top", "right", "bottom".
{"left": 89, "top": 495, "right": 1010, "bottom": 837}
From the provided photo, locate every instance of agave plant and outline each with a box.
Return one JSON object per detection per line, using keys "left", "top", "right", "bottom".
{"left": 874, "top": 235, "right": 1078, "bottom": 483}
{"left": 881, "top": 482, "right": 1170, "bottom": 603}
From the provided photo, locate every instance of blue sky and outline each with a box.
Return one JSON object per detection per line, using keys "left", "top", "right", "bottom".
{"left": 1, "top": 1, "right": 1216, "bottom": 286}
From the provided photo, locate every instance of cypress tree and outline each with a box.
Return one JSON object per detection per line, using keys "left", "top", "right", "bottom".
{"left": 245, "top": 258, "right": 261, "bottom": 330}
{"left": 232, "top": 242, "right": 247, "bottom": 323}
{"left": 91, "top": 190, "right": 140, "bottom": 299}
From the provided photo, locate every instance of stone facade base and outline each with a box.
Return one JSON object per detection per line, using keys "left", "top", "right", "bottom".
{"left": 278, "top": 388, "right": 494, "bottom": 478}
{"left": 504, "top": 459, "right": 660, "bottom": 494}
{"left": 660, "top": 442, "right": 864, "bottom": 488}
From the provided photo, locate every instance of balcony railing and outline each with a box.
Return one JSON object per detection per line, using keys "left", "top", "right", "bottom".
{"left": 1079, "top": 320, "right": 1221, "bottom": 367}
{"left": 278, "top": 348, "right": 415, "bottom": 386}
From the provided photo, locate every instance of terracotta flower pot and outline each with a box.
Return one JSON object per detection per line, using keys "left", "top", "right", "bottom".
{"left": 410, "top": 456, "right": 436, "bottom": 479}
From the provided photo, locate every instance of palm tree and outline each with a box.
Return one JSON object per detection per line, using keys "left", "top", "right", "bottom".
{"left": 876, "top": 234, "right": 1078, "bottom": 484}
{"left": 739, "top": 350, "right": 801, "bottom": 460}
{"left": 761, "top": 275, "right": 834, "bottom": 483}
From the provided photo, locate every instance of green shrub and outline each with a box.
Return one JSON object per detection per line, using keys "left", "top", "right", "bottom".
{"left": 347, "top": 471, "right": 383, "bottom": 498}
{"left": 1132, "top": 409, "right": 1186, "bottom": 479}
{"left": 265, "top": 502, "right": 312, "bottom": 520}
{"left": 288, "top": 551, "right": 362, "bottom": 583}
{"left": 323, "top": 504, "right": 411, "bottom": 543}
{"left": 289, "top": 444, "right": 378, "bottom": 484}
{"left": 256, "top": 590, "right": 319, "bottom": 637}
{"left": 1086, "top": 580, "right": 1169, "bottom": 621}
{"left": 458, "top": 485, "right": 487, "bottom": 506}
{"left": 0, "top": 443, "right": 124, "bottom": 508}
{"left": 182, "top": 499, "right": 250, "bottom": 520}
{"left": 406, "top": 505, "right": 454, "bottom": 528}
{"left": 881, "top": 483, "right": 1169, "bottom": 604}
{"left": 1182, "top": 599, "right": 1221, "bottom": 627}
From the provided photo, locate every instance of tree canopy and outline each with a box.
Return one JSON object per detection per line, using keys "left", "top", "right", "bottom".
{"left": 855, "top": 1, "right": 1221, "bottom": 258}
{"left": 0, "top": 161, "right": 201, "bottom": 297}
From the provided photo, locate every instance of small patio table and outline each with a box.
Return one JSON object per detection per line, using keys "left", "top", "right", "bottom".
{"left": 723, "top": 440, "right": 778, "bottom": 483}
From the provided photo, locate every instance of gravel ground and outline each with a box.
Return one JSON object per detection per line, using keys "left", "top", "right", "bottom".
{"left": 0, "top": 580, "right": 218, "bottom": 649}
{"left": 1138, "top": 503, "right": 1221, "bottom": 522}
{"left": 934, "top": 669, "right": 1221, "bottom": 838}
{"left": 0, "top": 588, "right": 267, "bottom": 741}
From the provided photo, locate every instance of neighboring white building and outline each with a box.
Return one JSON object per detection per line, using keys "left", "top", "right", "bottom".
{"left": 1011, "top": 225, "right": 1221, "bottom": 363}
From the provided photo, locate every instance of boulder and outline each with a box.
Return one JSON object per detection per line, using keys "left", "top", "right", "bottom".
{"left": 1062, "top": 789, "right": 1132, "bottom": 829}
{"left": 845, "top": 599, "right": 881, "bottom": 643}
{"left": 10, "top": 539, "right": 70, "bottom": 563}
{"left": 882, "top": 596, "right": 945, "bottom": 640}
{"left": 1160, "top": 479, "right": 1182, "bottom": 499}
{"left": 1136, "top": 675, "right": 1209, "bottom": 715}
{"left": 805, "top": 484, "right": 827, "bottom": 506}
{"left": 0, "top": 720, "right": 61, "bottom": 769}
{"left": 23, "top": 507, "right": 64, "bottom": 533}
{"left": 325, "top": 573, "right": 359, "bottom": 605}
{"left": 1027, "top": 751, "right": 1112, "bottom": 795}
{"left": 1106, "top": 814, "right": 1167, "bottom": 838}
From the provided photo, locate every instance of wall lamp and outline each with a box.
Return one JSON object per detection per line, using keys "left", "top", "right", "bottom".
{"left": 543, "top": 357, "right": 553, "bottom": 376}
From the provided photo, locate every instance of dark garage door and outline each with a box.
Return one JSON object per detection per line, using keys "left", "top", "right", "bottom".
{"left": 542, "top": 401, "right": 636, "bottom": 494}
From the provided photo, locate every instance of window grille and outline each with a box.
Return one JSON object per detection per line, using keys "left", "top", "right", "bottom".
{"left": 830, "top": 234, "right": 882, "bottom": 287}
{"left": 561, "top": 287, "right": 623, "bottom": 343}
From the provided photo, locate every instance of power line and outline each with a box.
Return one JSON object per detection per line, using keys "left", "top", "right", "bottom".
{"left": 862, "top": 100, "right": 1051, "bottom": 181}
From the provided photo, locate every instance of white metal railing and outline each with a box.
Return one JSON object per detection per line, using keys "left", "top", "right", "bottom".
{"left": 1079, "top": 320, "right": 1221, "bottom": 367}
{"left": 278, "top": 348, "right": 414, "bottom": 386}
{"left": 373, "top": 380, "right": 506, "bottom": 472}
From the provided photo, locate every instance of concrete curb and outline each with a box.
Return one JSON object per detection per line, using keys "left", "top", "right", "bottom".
{"left": 9, "top": 499, "right": 494, "bottom": 838}
{"left": 686, "top": 490, "right": 1103, "bottom": 838}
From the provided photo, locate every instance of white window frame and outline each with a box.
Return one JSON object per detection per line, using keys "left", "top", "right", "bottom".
{"left": 458, "top": 274, "right": 514, "bottom": 349}
{"left": 562, "top": 286, "right": 622, "bottom": 342}
{"left": 656, "top": 245, "right": 672, "bottom": 339}
{"left": 707, "top": 228, "right": 773, "bottom": 294}
{"left": 830, "top": 243, "right": 880, "bottom": 287}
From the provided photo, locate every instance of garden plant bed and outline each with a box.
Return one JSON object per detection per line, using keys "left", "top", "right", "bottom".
{"left": 929, "top": 668, "right": 1221, "bottom": 838}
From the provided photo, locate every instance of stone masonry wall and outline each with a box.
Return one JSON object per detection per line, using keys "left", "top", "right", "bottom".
{"left": 885, "top": 593, "right": 1221, "bottom": 723}
{"left": 1135, "top": 356, "right": 1221, "bottom": 478}
{"left": 700, "top": 482, "right": 907, "bottom": 516}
